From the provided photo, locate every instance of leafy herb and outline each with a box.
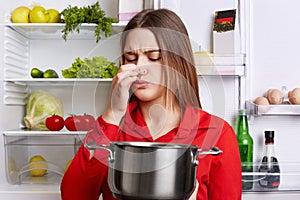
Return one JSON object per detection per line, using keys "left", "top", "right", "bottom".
{"left": 60, "top": 2, "right": 117, "bottom": 42}
{"left": 62, "top": 56, "right": 119, "bottom": 78}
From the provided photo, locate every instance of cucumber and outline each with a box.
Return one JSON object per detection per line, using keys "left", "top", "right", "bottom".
{"left": 43, "top": 69, "right": 59, "bottom": 78}
{"left": 31, "top": 68, "right": 44, "bottom": 78}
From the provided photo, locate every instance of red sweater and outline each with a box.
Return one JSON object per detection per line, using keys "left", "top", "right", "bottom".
{"left": 60, "top": 103, "right": 242, "bottom": 200}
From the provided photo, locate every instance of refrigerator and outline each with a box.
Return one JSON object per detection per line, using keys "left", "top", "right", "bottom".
{"left": 0, "top": 0, "right": 299, "bottom": 199}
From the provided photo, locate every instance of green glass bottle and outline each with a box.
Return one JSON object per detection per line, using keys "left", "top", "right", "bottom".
{"left": 237, "top": 109, "right": 253, "bottom": 190}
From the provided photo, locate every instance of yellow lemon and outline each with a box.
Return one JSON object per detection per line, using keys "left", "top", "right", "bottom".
{"left": 47, "top": 9, "right": 60, "bottom": 23}
{"left": 29, "top": 6, "right": 49, "bottom": 23}
{"left": 11, "top": 6, "right": 31, "bottom": 23}
{"left": 28, "top": 155, "right": 48, "bottom": 176}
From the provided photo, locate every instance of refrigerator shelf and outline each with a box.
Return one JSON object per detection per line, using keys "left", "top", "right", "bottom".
{"left": 3, "top": 130, "right": 87, "bottom": 137}
{"left": 242, "top": 162, "right": 300, "bottom": 192}
{"left": 5, "top": 23, "right": 125, "bottom": 40}
{"left": 246, "top": 100, "right": 300, "bottom": 116}
{"left": 4, "top": 78, "right": 113, "bottom": 85}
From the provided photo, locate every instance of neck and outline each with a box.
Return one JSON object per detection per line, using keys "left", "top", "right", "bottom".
{"left": 139, "top": 100, "right": 181, "bottom": 139}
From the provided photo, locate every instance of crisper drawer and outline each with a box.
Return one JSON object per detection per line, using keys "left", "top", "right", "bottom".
{"left": 242, "top": 162, "right": 300, "bottom": 192}
{"left": 3, "top": 132, "right": 85, "bottom": 185}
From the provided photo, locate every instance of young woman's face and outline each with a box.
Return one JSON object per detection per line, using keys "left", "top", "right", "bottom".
{"left": 124, "top": 28, "right": 166, "bottom": 103}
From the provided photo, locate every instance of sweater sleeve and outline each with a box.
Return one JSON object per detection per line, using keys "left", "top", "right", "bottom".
{"left": 60, "top": 116, "right": 119, "bottom": 200}
{"left": 60, "top": 144, "right": 106, "bottom": 200}
{"left": 206, "top": 125, "right": 242, "bottom": 200}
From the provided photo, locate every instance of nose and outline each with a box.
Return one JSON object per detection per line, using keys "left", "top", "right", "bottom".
{"left": 136, "top": 54, "right": 148, "bottom": 67}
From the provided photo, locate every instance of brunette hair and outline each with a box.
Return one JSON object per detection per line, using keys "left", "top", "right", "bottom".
{"left": 121, "top": 9, "right": 201, "bottom": 109}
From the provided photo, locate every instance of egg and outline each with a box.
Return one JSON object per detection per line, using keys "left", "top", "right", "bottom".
{"left": 265, "top": 89, "right": 274, "bottom": 98}
{"left": 265, "top": 89, "right": 283, "bottom": 104}
{"left": 253, "top": 96, "right": 270, "bottom": 113}
{"left": 288, "top": 88, "right": 300, "bottom": 104}
{"left": 253, "top": 96, "right": 269, "bottom": 105}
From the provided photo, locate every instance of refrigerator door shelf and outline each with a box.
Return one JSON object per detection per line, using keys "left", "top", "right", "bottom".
{"left": 242, "top": 162, "right": 300, "bottom": 192}
{"left": 246, "top": 100, "right": 300, "bottom": 116}
{"left": 194, "top": 53, "right": 246, "bottom": 76}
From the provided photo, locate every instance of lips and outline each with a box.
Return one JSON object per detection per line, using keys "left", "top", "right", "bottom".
{"left": 132, "top": 80, "right": 149, "bottom": 89}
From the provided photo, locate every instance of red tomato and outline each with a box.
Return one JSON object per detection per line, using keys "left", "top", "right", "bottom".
{"left": 65, "top": 116, "right": 80, "bottom": 131}
{"left": 65, "top": 114, "right": 96, "bottom": 131}
{"left": 45, "top": 115, "right": 64, "bottom": 131}
{"left": 80, "top": 114, "right": 96, "bottom": 131}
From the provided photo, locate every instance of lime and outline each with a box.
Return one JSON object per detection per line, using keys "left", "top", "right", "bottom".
{"left": 43, "top": 69, "right": 59, "bottom": 78}
{"left": 31, "top": 68, "right": 44, "bottom": 78}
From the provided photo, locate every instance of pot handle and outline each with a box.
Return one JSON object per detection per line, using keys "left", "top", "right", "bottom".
{"left": 197, "top": 146, "right": 223, "bottom": 156}
{"left": 84, "top": 142, "right": 114, "bottom": 162}
{"left": 193, "top": 147, "right": 223, "bottom": 165}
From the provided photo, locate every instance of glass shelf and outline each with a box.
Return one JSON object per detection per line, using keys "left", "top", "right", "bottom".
{"left": 246, "top": 100, "right": 300, "bottom": 116}
{"left": 242, "top": 162, "right": 300, "bottom": 192}
{"left": 3, "top": 129, "right": 87, "bottom": 136}
{"left": 4, "top": 78, "right": 113, "bottom": 86}
{"left": 194, "top": 53, "right": 246, "bottom": 76}
{"left": 5, "top": 23, "right": 125, "bottom": 40}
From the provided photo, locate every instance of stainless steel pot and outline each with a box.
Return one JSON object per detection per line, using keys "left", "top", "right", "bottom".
{"left": 85, "top": 142, "right": 222, "bottom": 200}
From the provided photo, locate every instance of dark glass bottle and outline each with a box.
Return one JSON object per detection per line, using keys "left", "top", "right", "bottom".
{"left": 258, "top": 130, "right": 280, "bottom": 189}
{"left": 236, "top": 109, "right": 253, "bottom": 190}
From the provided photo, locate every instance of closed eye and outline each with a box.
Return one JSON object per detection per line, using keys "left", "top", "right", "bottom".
{"left": 124, "top": 49, "right": 161, "bottom": 63}
{"left": 147, "top": 50, "right": 161, "bottom": 61}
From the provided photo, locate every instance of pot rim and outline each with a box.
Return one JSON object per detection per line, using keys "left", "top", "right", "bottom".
{"left": 110, "top": 141, "right": 198, "bottom": 149}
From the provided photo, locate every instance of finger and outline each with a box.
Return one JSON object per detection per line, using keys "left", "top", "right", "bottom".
{"left": 113, "top": 68, "right": 139, "bottom": 86}
{"left": 118, "top": 64, "right": 138, "bottom": 73}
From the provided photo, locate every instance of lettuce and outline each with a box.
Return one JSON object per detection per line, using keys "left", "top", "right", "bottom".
{"left": 62, "top": 56, "right": 118, "bottom": 78}
{"left": 24, "top": 90, "right": 64, "bottom": 130}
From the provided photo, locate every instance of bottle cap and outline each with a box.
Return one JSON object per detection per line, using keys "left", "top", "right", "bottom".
{"left": 264, "top": 130, "right": 275, "bottom": 139}
{"left": 238, "top": 109, "right": 247, "bottom": 115}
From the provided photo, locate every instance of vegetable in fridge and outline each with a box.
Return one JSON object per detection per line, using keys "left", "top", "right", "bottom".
{"left": 60, "top": 2, "right": 117, "bottom": 42}
{"left": 24, "top": 90, "right": 64, "bottom": 130}
{"left": 45, "top": 115, "right": 65, "bottom": 131}
{"left": 62, "top": 56, "right": 118, "bottom": 78}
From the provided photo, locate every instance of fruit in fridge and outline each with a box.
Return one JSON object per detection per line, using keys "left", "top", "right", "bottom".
{"left": 11, "top": 6, "right": 31, "bottom": 23}
{"left": 47, "top": 9, "right": 61, "bottom": 23}
{"left": 45, "top": 115, "right": 65, "bottom": 131}
{"left": 28, "top": 155, "right": 48, "bottom": 177}
{"left": 29, "top": 6, "right": 50, "bottom": 23}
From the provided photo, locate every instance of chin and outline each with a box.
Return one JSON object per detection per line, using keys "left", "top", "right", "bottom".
{"left": 133, "top": 91, "right": 154, "bottom": 101}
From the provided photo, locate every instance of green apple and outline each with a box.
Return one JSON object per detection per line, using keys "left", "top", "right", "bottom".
{"left": 47, "top": 9, "right": 60, "bottom": 23}
{"left": 11, "top": 6, "right": 31, "bottom": 23}
{"left": 29, "top": 6, "right": 49, "bottom": 23}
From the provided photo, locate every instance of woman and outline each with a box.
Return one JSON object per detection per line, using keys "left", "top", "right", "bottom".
{"left": 61, "top": 8, "right": 242, "bottom": 200}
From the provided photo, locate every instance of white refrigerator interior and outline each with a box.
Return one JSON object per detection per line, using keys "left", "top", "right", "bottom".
{"left": 0, "top": 0, "right": 299, "bottom": 199}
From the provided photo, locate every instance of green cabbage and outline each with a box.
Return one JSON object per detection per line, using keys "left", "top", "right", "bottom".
{"left": 24, "top": 90, "right": 64, "bottom": 130}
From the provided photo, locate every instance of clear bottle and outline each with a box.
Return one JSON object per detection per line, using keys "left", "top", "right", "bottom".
{"left": 236, "top": 109, "right": 253, "bottom": 190}
{"left": 258, "top": 130, "right": 280, "bottom": 189}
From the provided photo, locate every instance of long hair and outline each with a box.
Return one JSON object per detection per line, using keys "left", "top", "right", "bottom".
{"left": 120, "top": 9, "right": 201, "bottom": 110}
